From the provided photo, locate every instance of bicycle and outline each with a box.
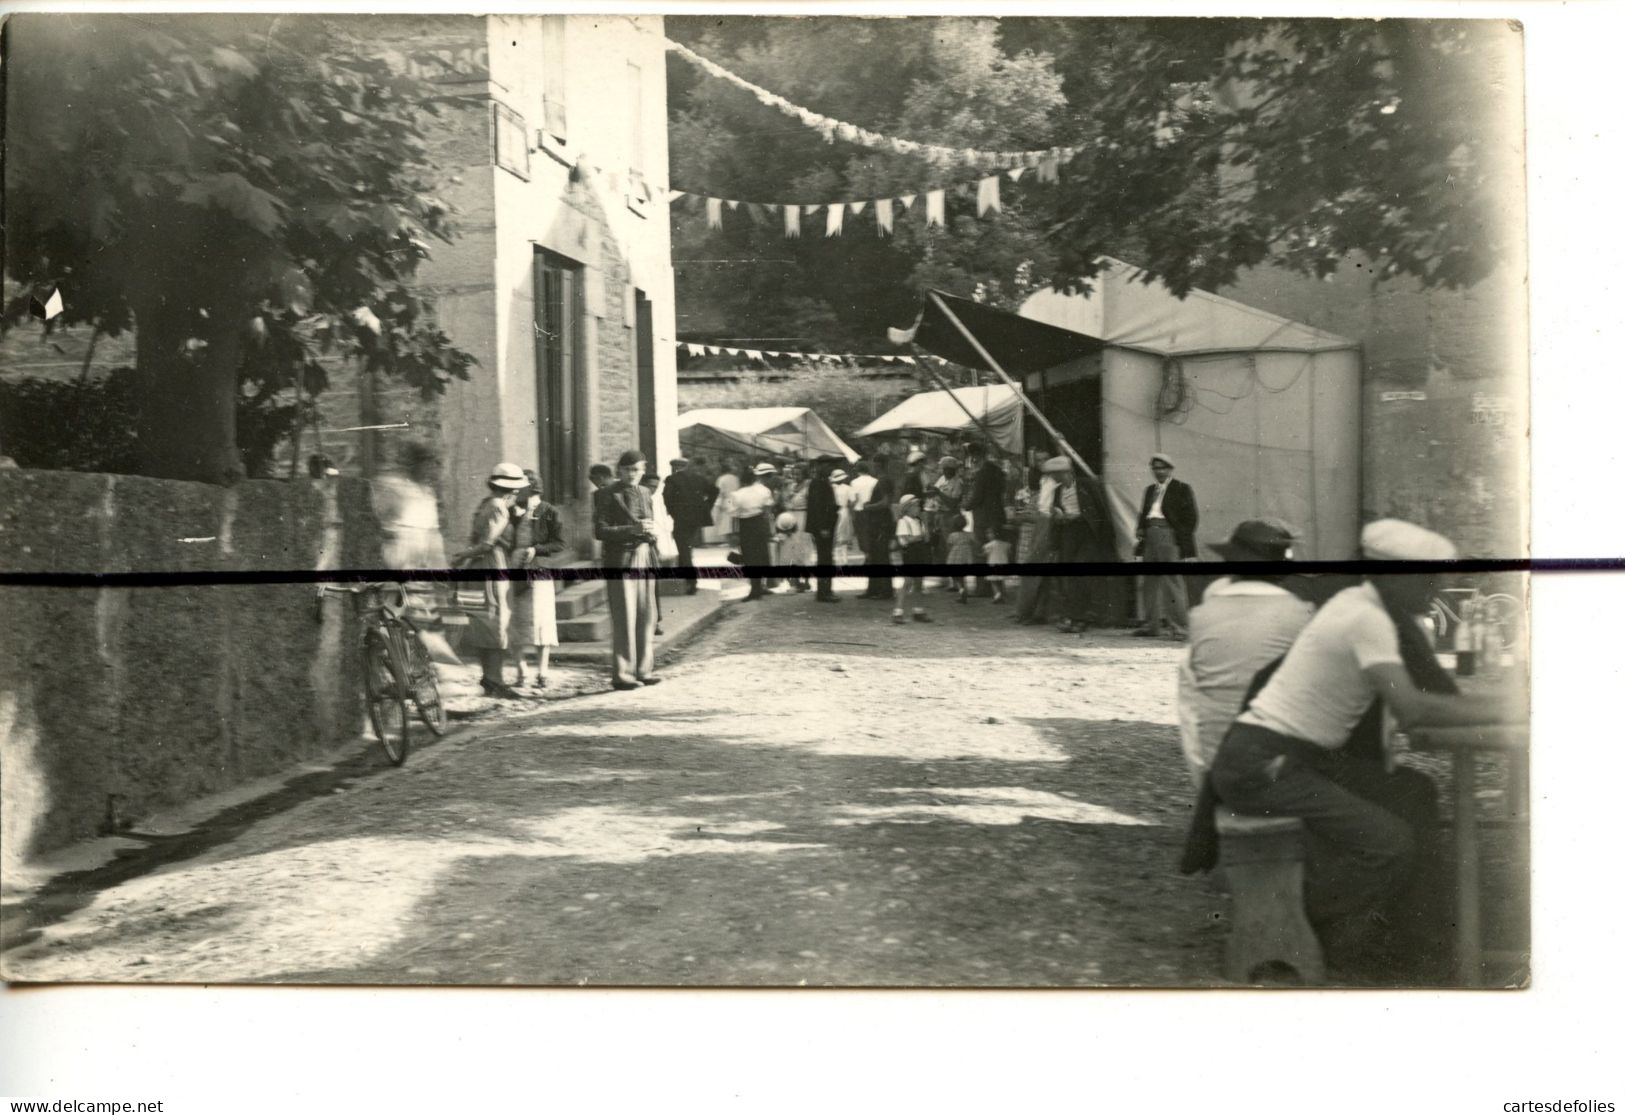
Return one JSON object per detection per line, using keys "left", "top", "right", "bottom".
{"left": 315, "top": 582, "right": 446, "bottom": 764}
{"left": 1428, "top": 586, "right": 1525, "bottom": 653}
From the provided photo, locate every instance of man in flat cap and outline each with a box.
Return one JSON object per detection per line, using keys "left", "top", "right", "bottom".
{"left": 1135, "top": 452, "right": 1199, "bottom": 638}
{"left": 592, "top": 450, "right": 664, "bottom": 690}
{"left": 660, "top": 457, "right": 718, "bottom": 595}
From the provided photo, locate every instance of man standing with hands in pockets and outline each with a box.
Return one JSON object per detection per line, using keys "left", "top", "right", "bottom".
{"left": 1136, "top": 452, "right": 1198, "bottom": 639}
{"left": 594, "top": 449, "right": 662, "bottom": 690}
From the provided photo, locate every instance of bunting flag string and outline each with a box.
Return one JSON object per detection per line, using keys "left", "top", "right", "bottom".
{"left": 666, "top": 38, "right": 1082, "bottom": 172}
{"left": 678, "top": 340, "right": 949, "bottom": 367}
{"left": 670, "top": 163, "right": 1025, "bottom": 239}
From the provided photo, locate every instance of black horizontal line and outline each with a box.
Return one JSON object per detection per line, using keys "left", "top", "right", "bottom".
{"left": 0, "top": 557, "right": 1600, "bottom": 589}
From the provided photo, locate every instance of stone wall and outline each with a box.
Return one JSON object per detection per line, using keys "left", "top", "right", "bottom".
{"left": 0, "top": 471, "right": 381, "bottom": 865}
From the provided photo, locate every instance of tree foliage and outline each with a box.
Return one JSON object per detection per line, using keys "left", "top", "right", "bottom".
{"left": 3, "top": 14, "right": 475, "bottom": 483}
{"left": 667, "top": 16, "right": 1520, "bottom": 351}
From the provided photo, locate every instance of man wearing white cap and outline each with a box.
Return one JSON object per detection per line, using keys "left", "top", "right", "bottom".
{"left": 1209, "top": 519, "right": 1525, "bottom": 978}
{"left": 728, "top": 462, "right": 778, "bottom": 601}
{"left": 1135, "top": 453, "right": 1198, "bottom": 638}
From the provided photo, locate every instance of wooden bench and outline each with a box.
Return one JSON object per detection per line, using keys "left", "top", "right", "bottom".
{"left": 1216, "top": 810, "right": 1324, "bottom": 984}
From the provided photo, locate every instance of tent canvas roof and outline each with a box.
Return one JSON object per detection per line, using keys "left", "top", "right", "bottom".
{"left": 853, "top": 384, "right": 1024, "bottom": 454}
{"left": 676, "top": 406, "right": 859, "bottom": 462}
{"left": 1019, "top": 257, "right": 1355, "bottom": 355}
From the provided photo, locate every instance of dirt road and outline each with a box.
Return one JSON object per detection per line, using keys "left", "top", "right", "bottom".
{"left": 4, "top": 582, "right": 1230, "bottom": 986}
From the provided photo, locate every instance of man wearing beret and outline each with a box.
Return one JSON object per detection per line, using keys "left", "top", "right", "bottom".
{"left": 1135, "top": 452, "right": 1199, "bottom": 638}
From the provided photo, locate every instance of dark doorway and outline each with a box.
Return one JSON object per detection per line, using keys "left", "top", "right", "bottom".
{"left": 534, "top": 248, "right": 584, "bottom": 502}
{"left": 633, "top": 290, "right": 658, "bottom": 464}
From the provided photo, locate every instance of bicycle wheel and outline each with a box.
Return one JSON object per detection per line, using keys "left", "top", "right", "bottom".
{"left": 403, "top": 623, "right": 447, "bottom": 736}
{"left": 363, "top": 635, "right": 411, "bottom": 765}
{"left": 1481, "top": 593, "right": 1525, "bottom": 652}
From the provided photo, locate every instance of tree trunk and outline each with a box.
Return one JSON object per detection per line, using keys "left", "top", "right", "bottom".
{"left": 132, "top": 294, "right": 246, "bottom": 486}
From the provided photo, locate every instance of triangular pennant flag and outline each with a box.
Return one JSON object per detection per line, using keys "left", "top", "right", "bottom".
{"left": 900, "top": 356, "right": 917, "bottom": 365}
{"left": 898, "top": 193, "right": 916, "bottom": 211}
{"left": 766, "top": 351, "right": 782, "bottom": 358}
{"left": 977, "top": 175, "right": 1001, "bottom": 216}
{"left": 744, "top": 203, "right": 768, "bottom": 226}
{"left": 925, "top": 189, "right": 946, "bottom": 228}
{"left": 706, "top": 197, "right": 724, "bottom": 229}
{"left": 764, "top": 203, "right": 781, "bottom": 214}
{"left": 825, "top": 203, "right": 844, "bottom": 237}
{"left": 667, "top": 190, "right": 688, "bottom": 201}
{"left": 724, "top": 347, "right": 740, "bottom": 356}
{"left": 954, "top": 181, "right": 972, "bottom": 200}
{"left": 784, "top": 205, "right": 800, "bottom": 238}
{"left": 882, "top": 355, "right": 896, "bottom": 363}
{"left": 686, "top": 343, "right": 706, "bottom": 357}
{"left": 707, "top": 345, "right": 722, "bottom": 356}
{"left": 31, "top": 287, "right": 64, "bottom": 321}
{"left": 1008, "top": 166, "right": 1026, "bottom": 183}
{"left": 726, "top": 199, "right": 740, "bottom": 210}
{"left": 849, "top": 200, "right": 867, "bottom": 216}
{"left": 876, "top": 198, "right": 894, "bottom": 236}
{"left": 745, "top": 349, "right": 763, "bottom": 361}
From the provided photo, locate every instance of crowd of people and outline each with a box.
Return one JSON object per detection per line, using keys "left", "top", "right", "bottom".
{"left": 371, "top": 436, "right": 1526, "bottom": 984}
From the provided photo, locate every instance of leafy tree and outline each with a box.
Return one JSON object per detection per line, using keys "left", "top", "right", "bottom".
{"left": 668, "top": 15, "right": 1519, "bottom": 349}
{"left": 667, "top": 16, "right": 1067, "bottom": 351}
{"left": 999, "top": 17, "right": 1520, "bottom": 296}
{"left": 3, "top": 14, "right": 474, "bottom": 484}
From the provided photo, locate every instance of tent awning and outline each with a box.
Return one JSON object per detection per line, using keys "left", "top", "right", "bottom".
{"left": 893, "top": 289, "right": 1106, "bottom": 374}
{"left": 676, "top": 406, "right": 859, "bottom": 462}
{"left": 854, "top": 384, "right": 1024, "bottom": 455}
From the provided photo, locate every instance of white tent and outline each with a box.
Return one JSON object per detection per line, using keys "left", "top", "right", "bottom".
{"left": 676, "top": 406, "right": 859, "bottom": 463}
{"left": 1018, "top": 258, "right": 1361, "bottom": 559}
{"left": 853, "top": 384, "right": 1024, "bottom": 455}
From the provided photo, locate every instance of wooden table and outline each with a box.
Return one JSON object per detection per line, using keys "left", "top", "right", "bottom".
{"left": 1406, "top": 722, "right": 1530, "bottom": 987}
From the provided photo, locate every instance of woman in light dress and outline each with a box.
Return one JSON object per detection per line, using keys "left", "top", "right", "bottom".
{"left": 830, "top": 466, "right": 857, "bottom": 565}
{"left": 709, "top": 457, "right": 741, "bottom": 546}
{"left": 782, "top": 463, "right": 814, "bottom": 591}
{"left": 507, "top": 468, "right": 568, "bottom": 690}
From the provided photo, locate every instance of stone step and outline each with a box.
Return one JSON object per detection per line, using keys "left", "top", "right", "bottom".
{"left": 558, "top": 612, "right": 613, "bottom": 643}
{"left": 554, "top": 578, "right": 607, "bottom": 619}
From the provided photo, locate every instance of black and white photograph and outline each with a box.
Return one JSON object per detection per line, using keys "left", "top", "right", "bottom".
{"left": 0, "top": 8, "right": 1538, "bottom": 1001}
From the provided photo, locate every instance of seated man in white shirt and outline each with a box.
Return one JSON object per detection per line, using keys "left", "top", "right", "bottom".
{"left": 1209, "top": 520, "right": 1525, "bottom": 979}
{"left": 1176, "top": 519, "right": 1314, "bottom": 787}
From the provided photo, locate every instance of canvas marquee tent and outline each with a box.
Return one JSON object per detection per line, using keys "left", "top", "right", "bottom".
{"left": 892, "top": 259, "right": 1362, "bottom": 559}
{"left": 853, "top": 383, "right": 1025, "bottom": 455}
{"left": 676, "top": 406, "right": 860, "bottom": 463}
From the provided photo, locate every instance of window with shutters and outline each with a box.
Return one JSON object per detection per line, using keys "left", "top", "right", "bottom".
{"left": 541, "top": 16, "right": 568, "bottom": 148}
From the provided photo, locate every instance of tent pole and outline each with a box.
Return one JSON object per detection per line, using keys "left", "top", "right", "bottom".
{"left": 912, "top": 346, "right": 1003, "bottom": 450}
{"left": 927, "top": 290, "right": 1098, "bottom": 480}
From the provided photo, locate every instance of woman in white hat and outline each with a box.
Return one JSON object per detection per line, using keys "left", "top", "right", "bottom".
{"left": 451, "top": 462, "right": 530, "bottom": 699}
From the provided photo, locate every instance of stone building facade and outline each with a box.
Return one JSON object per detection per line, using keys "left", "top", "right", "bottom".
{"left": 358, "top": 14, "right": 680, "bottom": 554}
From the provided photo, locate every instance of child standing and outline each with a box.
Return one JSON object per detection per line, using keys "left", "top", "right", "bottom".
{"left": 944, "top": 513, "right": 978, "bottom": 604}
{"left": 893, "top": 494, "right": 932, "bottom": 624}
{"left": 982, "top": 524, "right": 1014, "bottom": 604}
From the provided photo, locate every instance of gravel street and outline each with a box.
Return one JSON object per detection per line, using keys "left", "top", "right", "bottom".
{"left": 3, "top": 580, "right": 1247, "bottom": 986}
